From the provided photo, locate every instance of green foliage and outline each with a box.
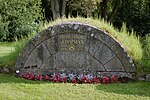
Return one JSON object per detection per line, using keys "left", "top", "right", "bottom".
{"left": 0, "top": 74, "right": 150, "bottom": 99}
{"left": 0, "top": 0, "right": 42, "bottom": 41}
{"left": 141, "top": 34, "right": 150, "bottom": 73}
{"left": 113, "top": 0, "right": 150, "bottom": 36}
{"left": 67, "top": 0, "right": 99, "bottom": 17}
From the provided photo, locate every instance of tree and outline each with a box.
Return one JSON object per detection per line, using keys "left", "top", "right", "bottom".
{"left": 107, "top": 0, "right": 122, "bottom": 22}
{"left": 112, "top": 0, "right": 150, "bottom": 36}
{"left": 51, "top": 0, "right": 66, "bottom": 20}
{"left": 65, "top": 0, "right": 99, "bottom": 18}
{"left": 41, "top": 0, "right": 53, "bottom": 21}
{"left": 100, "top": 0, "right": 108, "bottom": 20}
{"left": 0, "top": 0, "right": 42, "bottom": 41}
{"left": 100, "top": 0, "right": 122, "bottom": 22}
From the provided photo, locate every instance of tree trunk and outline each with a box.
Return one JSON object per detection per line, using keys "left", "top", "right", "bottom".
{"left": 107, "top": 0, "right": 122, "bottom": 22}
{"left": 101, "top": 0, "right": 108, "bottom": 20}
{"left": 51, "top": 0, "right": 66, "bottom": 20}
{"left": 65, "top": 0, "right": 69, "bottom": 18}
{"left": 58, "top": 0, "right": 66, "bottom": 18}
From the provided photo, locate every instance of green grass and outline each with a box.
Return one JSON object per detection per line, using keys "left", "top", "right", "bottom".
{"left": 0, "top": 42, "right": 16, "bottom": 69}
{"left": 0, "top": 28, "right": 39, "bottom": 68}
{"left": 0, "top": 42, "right": 15, "bottom": 57}
{"left": 141, "top": 35, "right": 150, "bottom": 73}
{"left": 0, "top": 74, "right": 150, "bottom": 100}
{"left": 0, "top": 39, "right": 29, "bottom": 68}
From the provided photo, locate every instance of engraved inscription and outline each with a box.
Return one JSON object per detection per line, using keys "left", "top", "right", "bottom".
{"left": 58, "top": 34, "right": 85, "bottom": 51}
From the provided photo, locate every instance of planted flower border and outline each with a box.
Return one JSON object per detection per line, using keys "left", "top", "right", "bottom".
{"left": 16, "top": 67, "right": 130, "bottom": 84}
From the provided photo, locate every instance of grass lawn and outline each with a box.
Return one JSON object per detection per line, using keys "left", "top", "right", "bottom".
{"left": 0, "top": 42, "right": 16, "bottom": 68}
{"left": 0, "top": 74, "right": 150, "bottom": 100}
{"left": 0, "top": 42, "right": 15, "bottom": 57}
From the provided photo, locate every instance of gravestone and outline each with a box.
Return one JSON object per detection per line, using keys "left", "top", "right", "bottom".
{"left": 15, "top": 22, "right": 136, "bottom": 78}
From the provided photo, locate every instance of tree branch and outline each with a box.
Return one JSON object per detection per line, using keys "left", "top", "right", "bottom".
{"left": 107, "top": 0, "right": 122, "bottom": 22}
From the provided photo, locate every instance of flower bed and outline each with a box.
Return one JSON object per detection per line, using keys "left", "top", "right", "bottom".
{"left": 16, "top": 70, "right": 131, "bottom": 84}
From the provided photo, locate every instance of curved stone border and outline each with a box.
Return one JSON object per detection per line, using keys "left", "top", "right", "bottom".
{"left": 15, "top": 22, "right": 136, "bottom": 78}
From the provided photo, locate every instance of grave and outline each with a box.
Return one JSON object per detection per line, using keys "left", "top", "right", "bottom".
{"left": 15, "top": 22, "right": 136, "bottom": 79}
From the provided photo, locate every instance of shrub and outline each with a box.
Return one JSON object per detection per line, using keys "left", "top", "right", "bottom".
{"left": 0, "top": 0, "right": 42, "bottom": 41}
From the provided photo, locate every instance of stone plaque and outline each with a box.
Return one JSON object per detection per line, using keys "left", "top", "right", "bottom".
{"left": 58, "top": 34, "right": 85, "bottom": 52}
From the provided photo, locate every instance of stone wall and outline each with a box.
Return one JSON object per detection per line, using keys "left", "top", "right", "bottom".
{"left": 15, "top": 22, "right": 136, "bottom": 78}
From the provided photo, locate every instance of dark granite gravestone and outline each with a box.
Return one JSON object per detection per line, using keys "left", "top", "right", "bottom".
{"left": 15, "top": 22, "right": 136, "bottom": 78}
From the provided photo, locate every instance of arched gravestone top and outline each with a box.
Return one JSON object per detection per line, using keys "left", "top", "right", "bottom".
{"left": 15, "top": 22, "right": 136, "bottom": 78}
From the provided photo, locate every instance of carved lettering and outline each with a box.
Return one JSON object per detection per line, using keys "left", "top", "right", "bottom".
{"left": 60, "top": 40, "right": 84, "bottom": 44}
{"left": 59, "top": 34, "right": 85, "bottom": 51}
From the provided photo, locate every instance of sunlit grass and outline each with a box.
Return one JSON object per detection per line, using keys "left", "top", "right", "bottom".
{"left": 0, "top": 74, "right": 150, "bottom": 100}
{"left": 0, "top": 42, "right": 15, "bottom": 57}
{"left": 0, "top": 39, "right": 28, "bottom": 68}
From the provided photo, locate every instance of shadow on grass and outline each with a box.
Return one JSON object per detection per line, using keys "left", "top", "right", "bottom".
{"left": 96, "top": 81, "right": 150, "bottom": 97}
{"left": 0, "top": 74, "right": 48, "bottom": 84}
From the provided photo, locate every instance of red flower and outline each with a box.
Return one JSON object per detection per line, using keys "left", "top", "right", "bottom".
{"left": 81, "top": 75, "right": 88, "bottom": 83}
{"left": 72, "top": 78, "right": 77, "bottom": 83}
{"left": 19, "top": 72, "right": 33, "bottom": 80}
{"left": 96, "top": 78, "right": 101, "bottom": 84}
{"left": 102, "top": 76, "right": 110, "bottom": 84}
{"left": 111, "top": 75, "right": 118, "bottom": 83}
{"left": 39, "top": 75, "right": 43, "bottom": 80}
{"left": 44, "top": 75, "right": 50, "bottom": 81}
{"left": 92, "top": 76, "right": 97, "bottom": 84}
{"left": 87, "top": 79, "right": 92, "bottom": 84}
{"left": 62, "top": 77, "right": 67, "bottom": 83}
{"left": 54, "top": 74, "right": 60, "bottom": 82}
{"left": 35, "top": 75, "right": 43, "bottom": 80}
{"left": 72, "top": 78, "right": 77, "bottom": 86}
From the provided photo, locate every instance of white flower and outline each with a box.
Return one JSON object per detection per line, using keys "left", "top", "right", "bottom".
{"left": 16, "top": 70, "right": 20, "bottom": 73}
